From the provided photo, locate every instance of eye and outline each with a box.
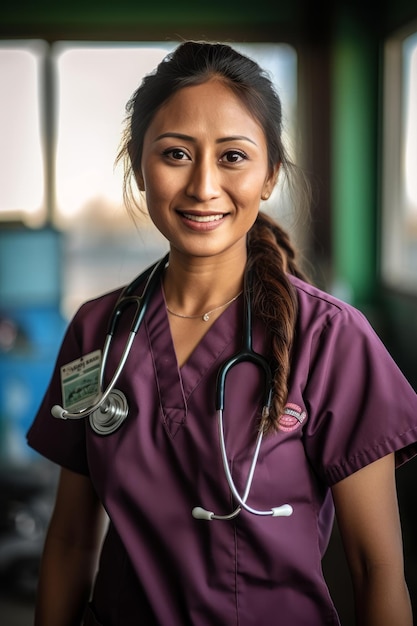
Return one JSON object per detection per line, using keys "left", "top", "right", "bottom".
{"left": 220, "top": 150, "right": 247, "bottom": 164}
{"left": 163, "top": 148, "right": 190, "bottom": 161}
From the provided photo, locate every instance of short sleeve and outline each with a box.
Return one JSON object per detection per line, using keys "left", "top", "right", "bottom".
{"left": 27, "top": 284, "right": 130, "bottom": 476}
{"left": 302, "top": 305, "right": 417, "bottom": 486}
{"left": 27, "top": 312, "right": 91, "bottom": 475}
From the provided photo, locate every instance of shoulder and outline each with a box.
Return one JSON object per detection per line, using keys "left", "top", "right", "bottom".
{"left": 72, "top": 258, "right": 164, "bottom": 330}
{"left": 66, "top": 288, "right": 123, "bottom": 343}
{"left": 288, "top": 274, "right": 371, "bottom": 338}
{"left": 75, "top": 288, "right": 123, "bottom": 323}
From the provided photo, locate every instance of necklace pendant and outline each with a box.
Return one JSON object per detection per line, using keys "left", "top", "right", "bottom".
{"left": 202, "top": 313, "right": 210, "bottom": 322}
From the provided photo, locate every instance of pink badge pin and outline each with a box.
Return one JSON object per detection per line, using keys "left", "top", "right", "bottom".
{"left": 278, "top": 403, "right": 307, "bottom": 433}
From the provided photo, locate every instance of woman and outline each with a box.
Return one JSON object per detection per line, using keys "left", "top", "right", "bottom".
{"left": 28, "top": 41, "right": 417, "bottom": 625}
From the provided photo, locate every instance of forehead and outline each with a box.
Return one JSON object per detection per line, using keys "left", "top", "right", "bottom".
{"left": 146, "top": 79, "right": 266, "bottom": 139}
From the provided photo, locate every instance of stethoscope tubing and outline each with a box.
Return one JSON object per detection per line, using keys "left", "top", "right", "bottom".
{"left": 51, "top": 254, "right": 169, "bottom": 421}
{"left": 51, "top": 253, "right": 293, "bottom": 520}
{"left": 215, "top": 270, "right": 272, "bottom": 413}
{"left": 192, "top": 270, "right": 293, "bottom": 521}
{"left": 191, "top": 412, "right": 264, "bottom": 521}
{"left": 218, "top": 409, "right": 272, "bottom": 516}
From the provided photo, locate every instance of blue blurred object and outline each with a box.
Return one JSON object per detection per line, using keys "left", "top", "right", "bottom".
{"left": 0, "top": 227, "right": 66, "bottom": 463}
{"left": 0, "top": 227, "right": 62, "bottom": 307}
{"left": 0, "top": 306, "right": 66, "bottom": 462}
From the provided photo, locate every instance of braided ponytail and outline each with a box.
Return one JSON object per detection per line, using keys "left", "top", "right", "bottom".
{"left": 247, "top": 211, "right": 308, "bottom": 433}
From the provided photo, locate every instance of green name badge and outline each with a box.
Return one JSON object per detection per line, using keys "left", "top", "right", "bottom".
{"left": 60, "top": 350, "right": 102, "bottom": 412}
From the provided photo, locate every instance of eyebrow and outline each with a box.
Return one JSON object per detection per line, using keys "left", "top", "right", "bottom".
{"left": 154, "top": 132, "right": 258, "bottom": 146}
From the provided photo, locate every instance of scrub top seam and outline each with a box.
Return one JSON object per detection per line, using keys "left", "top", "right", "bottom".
{"left": 324, "top": 426, "right": 417, "bottom": 485}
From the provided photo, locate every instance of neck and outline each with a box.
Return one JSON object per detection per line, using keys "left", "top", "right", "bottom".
{"left": 166, "top": 290, "right": 243, "bottom": 322}
{"left": 163, "top": 250, "right": 246, "bottom": 317}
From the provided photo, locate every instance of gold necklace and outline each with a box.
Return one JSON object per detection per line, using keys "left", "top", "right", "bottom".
{"left": 166, "top": 291, "right": 243, "bottom": 322}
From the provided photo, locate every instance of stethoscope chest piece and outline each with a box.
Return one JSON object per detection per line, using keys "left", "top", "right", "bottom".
{"left": 89, "top": 389, "right": 129, "bottom": 435}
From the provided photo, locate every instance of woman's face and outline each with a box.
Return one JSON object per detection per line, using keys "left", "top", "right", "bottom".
{"left": 138, "top": 79, "right": 277, "bottom": 263}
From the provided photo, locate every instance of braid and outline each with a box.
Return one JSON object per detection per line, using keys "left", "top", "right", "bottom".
{"left": 247, "top": 211, "right": 309, "bottom": 433}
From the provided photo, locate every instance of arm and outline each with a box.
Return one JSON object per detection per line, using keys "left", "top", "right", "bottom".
{"left": 34, "top": 467, "right": 107, "bottom": 626}
{"left": 331, "top": 453, "right": 412, "bottom": 626}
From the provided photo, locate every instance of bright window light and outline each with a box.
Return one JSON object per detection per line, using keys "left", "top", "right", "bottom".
{"left": 404, "top": 34, "right": 417, "bottom": 216}
{"left": 0, "top": 41, "right": 46, "bottom": 225}
{"left": 53, "top": 43, "right": 176, "bottom": 228}
{"left": 382, "top": 28, "right": 417, "bottom": 291}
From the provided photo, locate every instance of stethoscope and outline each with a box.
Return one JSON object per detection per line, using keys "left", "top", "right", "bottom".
{"left": 51, "top": 254, "right": 169, "bottom": 433}
{"left": 51, "top": 254, "right": 293, "bottom": 521}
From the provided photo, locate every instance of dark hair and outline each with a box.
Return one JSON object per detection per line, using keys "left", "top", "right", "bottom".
{"left": 117, "top": 41, "right": 311, "bottom": 432}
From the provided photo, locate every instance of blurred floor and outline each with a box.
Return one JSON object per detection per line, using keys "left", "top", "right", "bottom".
{"left": 0, "top": 591, "right": 34, "bottom": 626}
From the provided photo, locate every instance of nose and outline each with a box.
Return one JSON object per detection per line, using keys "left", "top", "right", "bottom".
{"left": 185, "top": 158, "right": 221, "bottom": 201}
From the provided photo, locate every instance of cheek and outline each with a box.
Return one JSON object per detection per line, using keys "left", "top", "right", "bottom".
{"left": 143, "top": 166, "right": 178, "bottom": 206}
{"left": 145, "top": 195, "right": 167, "bottom": 230}
{"left": 143, "top": 177, "right": 171, "bottom": 215}
{"left": 234, "top": 179, "right": 264, "bottom": 214}
{"left": 234, "top": 168, "right": 268, "bottom": 199}
{"left": 144, "top": 186, "right": 179, "bottom": 239}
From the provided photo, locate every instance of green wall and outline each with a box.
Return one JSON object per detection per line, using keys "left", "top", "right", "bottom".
{"left": 0, "top": 0, "right": 298, "bottom": 40}
{"left": 331, "top": 13, "right": 379, "bottom": 308}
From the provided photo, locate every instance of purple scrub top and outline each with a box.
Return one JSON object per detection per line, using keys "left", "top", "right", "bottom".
{"left": 27, "top": 272, "right": 417, "bottom": 626}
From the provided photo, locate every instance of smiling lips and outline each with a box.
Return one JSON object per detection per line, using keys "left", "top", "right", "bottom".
{"left": 182, "top": 212, "right": 225, "bottom": 223}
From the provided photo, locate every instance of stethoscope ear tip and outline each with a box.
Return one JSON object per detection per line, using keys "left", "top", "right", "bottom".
{"left": 51, "top": 405, "right": 66, "bottom": 419}
{"left": 192, "top": 507, "right": 214, "bottom": 521}
{"left": 271, "top": 504, "right": 293, "bottom": 517}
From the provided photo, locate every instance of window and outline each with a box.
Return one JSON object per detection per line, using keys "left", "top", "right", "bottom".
{"left": 382, "top": 26, "right": 417, "bottom": 291}
{"left": 53, "top": 43, "right": 176, "bottom": 228}
{"left": 0, "top": 40, "right": 46, "bottom": 225}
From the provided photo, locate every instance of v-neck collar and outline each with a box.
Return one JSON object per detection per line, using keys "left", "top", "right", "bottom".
{"left": 145, "top": 281, "right": 242, "bottom": 437}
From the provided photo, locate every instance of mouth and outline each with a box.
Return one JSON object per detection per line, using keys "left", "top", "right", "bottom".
{"left": 181, "top": 213, "right": 225, "bottom": 223}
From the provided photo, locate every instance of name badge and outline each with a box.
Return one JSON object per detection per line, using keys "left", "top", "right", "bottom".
{"left": 60, "top": 350, "right": 101, "bottom": 412}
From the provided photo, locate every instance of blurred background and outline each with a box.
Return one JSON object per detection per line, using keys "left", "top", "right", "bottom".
{"left": 0, "top": 1, "right": 416, "bottom": 624}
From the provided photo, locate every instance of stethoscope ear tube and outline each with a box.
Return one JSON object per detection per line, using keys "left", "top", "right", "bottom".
{"left": 193, "top": 409, "right": 293, "bottom": 520}
{"left": 107, "top": 253, "right": 169, "bottom": 336}
{"left": 215, "top": 269, "right": 272, "bottom": 414}
{"left": 195, "top": 270, "right": 292, "bottom": 521}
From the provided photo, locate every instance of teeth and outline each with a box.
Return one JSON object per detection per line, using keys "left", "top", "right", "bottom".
{"left": 183, "top": 213, "right": 224, "bottom": 223}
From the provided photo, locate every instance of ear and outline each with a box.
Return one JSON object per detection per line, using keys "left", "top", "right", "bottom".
{"left": 262, "top": 163, "right": 280, "bottom": 200}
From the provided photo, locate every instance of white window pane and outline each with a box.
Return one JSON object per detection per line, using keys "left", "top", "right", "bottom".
{"left": 0, "top": 41, "right": 46, "bottom": 225}
{"left": 53, "top": 43, "right": 175, "bottom": 227}
{"left": 404, "top": 34, "right": 417, "bottom": 219}
{"left": 382, "top": 29, "right": 417, "bottom": 290}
